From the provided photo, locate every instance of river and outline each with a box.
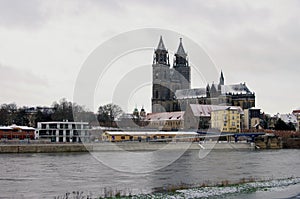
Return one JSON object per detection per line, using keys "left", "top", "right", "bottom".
{"left": 0, "top": 149, "right": 299, "bottom": 198}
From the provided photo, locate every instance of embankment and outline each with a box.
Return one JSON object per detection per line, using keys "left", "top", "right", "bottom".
{"left": 0, "top": 142, "right": 253, "bottom": 153}
{"left": 0, "top": 143, "right": 91, "bottom": 153}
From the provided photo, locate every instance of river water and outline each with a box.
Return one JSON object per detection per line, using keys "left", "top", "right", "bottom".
{"left": 0, "top": 149, "right": 299, "bottom": 198}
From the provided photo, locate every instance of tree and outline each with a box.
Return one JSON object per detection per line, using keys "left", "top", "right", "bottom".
{"left": 51, "top": 98, "right": 98, "bottom": 124}
{"left": 51, "top": 98, "right": 74, "bottom": 121}
{"left": 14, "top": 107, "right": 30, "bottom": 126}
{"left": 34, "top": 109, "right": 53, "bottom": 127}
{"left": 275, "top": 118, "right": 296, "bottom": 131}
{"left": 97, "top": 103, "right": 123, "bottom": 126}
{"left": 261, "top": 113, "right": 271, "bottom": 129}
{"left": 0, "top": 105, "right": 9, "bottom": 125}
{"left": 0, "top": 103, "right": 17, "bottom": 125}
{"left": 73, "top": 104, "right": 97, "bottom": 124}
{"left": 287, "top": 122, "right": 296, "bottom": 131}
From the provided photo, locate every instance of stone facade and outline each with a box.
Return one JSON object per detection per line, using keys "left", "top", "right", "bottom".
{"left": 151, "top": 36, "right": 255, "bottom": 113}
{"left": 152, "top": 37, "right": 190, "bottom": 113}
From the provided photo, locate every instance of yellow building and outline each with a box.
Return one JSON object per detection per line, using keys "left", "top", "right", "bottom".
{"left": 102, "top": 131, "right": 198, "bottom": 142}
{"left": 211, "top": 107, "right": 242, "bottom": 133}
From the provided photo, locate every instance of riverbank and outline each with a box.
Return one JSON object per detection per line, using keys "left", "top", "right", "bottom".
{"left": 0, "top": 143, "right": 91, "bottom": 153}
{"left": 53, "top": 177, "right": 300, "bottom": 199}
{"left": 0, "top": 142, "right": 254, "bottom": 153}
{"left": 131, "top": 177, "right": 300, "bottom": 199}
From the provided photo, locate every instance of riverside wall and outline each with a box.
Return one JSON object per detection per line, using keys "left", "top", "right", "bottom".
{"left": 0, "top": 142, "right": 253, "bottom": 153}
{"left": 0, "top": 144, "right": 92, "bottom": 153}
{"left": 250, "top": 130, "right": 300, "bottom": 149}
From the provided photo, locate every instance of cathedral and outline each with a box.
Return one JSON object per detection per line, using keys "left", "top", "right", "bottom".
{"left": 152, "top": 36, "right": 255, "bottom": 113}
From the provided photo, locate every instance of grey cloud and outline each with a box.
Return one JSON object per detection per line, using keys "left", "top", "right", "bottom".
{"left": 128, "top": 0, "right": 271, "bottom": 28}
{"left": 0, "top": 63, "right": 48, "bottom": 90}
{"left": 0, "top": 0, "right": 127, "bottom": 29}
{"left": 0, "top": 63, "right": 49, "bottom": 105}
{"left": 220, "top": 26, "right": 300, "bottom": 72}
{"left": 0, "top": 0, "right": 47, "bottom": 28}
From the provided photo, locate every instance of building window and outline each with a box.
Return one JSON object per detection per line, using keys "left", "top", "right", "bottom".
{"left": 121, "top": 136, "right": 125, "bottom": 140}
{"left": 50, "top": 124, "right": 57, "bottom": 129}
{"left": 232, "top": 122, "right": 235, "bottom": 126}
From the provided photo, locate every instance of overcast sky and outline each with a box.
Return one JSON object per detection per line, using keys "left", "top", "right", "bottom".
{"left": 0, "top": 0, "right": 299, "bottom": 115}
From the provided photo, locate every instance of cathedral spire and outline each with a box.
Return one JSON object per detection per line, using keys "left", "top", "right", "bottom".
{"left": 154, "top": 36, "right": 169, "bottom": 65}
{"left": 219, "top": 70, "right": 224, "bottom": 85}
{"left": 174, "top": 38, "right": 188, "bottom": 68}
{"left": 176, "top": 38, "right": 187, "bottom": 58}
{"left": 157, "top": 36, "right": 166, "bottom": 51}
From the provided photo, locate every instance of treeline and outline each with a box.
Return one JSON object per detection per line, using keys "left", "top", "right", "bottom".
{"left": 0, "top": 98, "right": 123, "bottom": 127}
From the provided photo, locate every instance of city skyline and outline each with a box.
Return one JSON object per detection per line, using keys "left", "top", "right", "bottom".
{"left": 0, "top": 0, "right": 299, "bottom": 115}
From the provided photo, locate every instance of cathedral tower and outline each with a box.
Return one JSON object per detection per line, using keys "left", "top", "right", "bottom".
{"left": 173, "top": 38, "right": 191, "bottom": 90}
{"left": 152, "top": 36, "right": 172, "bottom": 113}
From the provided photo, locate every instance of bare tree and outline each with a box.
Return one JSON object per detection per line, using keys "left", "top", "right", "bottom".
{"left": 97, "top": 103, "right": 123, "bottom": 126}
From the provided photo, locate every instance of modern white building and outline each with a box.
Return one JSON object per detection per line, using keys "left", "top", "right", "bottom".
{"left": 36, "top": 121, "right": 90, "bottom": 143}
